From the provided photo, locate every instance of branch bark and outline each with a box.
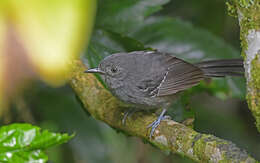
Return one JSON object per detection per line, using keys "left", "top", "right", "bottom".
{"left": 227, "top": 0, "right": 260, "bottom": 132}
{"left": 69, "top": 61, "right": 257, "bottom": 163}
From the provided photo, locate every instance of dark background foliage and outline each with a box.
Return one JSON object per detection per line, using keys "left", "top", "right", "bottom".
{"left": 3, "top": 0, "right": 260, "bottom": 162}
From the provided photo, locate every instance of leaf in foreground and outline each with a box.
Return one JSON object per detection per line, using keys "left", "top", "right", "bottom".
{"left": 0, "top": 123, "right": 73, "bottom": 163}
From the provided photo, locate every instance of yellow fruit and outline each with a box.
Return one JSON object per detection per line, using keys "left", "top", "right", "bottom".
{"left": 0, "top": 0, "right": 96, "bottom": 107}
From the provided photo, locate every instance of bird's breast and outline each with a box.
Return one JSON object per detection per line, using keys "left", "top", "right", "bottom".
{"left": 111, "top": 83, "right": 174, "bottom": 110}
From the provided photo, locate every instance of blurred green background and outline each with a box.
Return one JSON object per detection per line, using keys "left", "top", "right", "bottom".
{"left": 2, "top": 0, "right": 260, "bottom": 163}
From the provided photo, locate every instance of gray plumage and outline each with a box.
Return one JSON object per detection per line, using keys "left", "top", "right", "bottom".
{"left": 85, "top": 50, "right": 244, "bottom": 138}
{"left": 88, "top": 51, "right": 244, "bottom": 109}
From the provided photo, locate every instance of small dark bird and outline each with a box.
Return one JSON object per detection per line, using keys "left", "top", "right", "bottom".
{"left": 85, "top": 50, "right": 244, "bottom": 138}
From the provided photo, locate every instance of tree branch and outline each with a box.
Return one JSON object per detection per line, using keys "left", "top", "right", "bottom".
{"left": 69, "top": 61, "right": 257, "bottom": 163}
{"left": 227, "top": 0, "right": 260, "bottom": 132}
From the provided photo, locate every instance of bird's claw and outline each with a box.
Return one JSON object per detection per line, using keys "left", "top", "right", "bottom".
{"left": 122, "top": 109, "right": 136, "bottom": 125}
{"left": 147, "top": 109, "right": 168, "bottom": 139}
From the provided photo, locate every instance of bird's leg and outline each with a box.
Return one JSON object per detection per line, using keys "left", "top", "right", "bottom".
{"left": 122, "top": 109, "right": 137, "bottom": 125}
{"left": 147, "top": 108, "right": 168, "bottom": 139}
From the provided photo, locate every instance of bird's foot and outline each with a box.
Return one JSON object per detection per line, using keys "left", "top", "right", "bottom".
{"left": 147, "top": 109, "right": 168, "bottom": 139}
{"left": 122, "top": 109, "right": 136, "bottom": 125}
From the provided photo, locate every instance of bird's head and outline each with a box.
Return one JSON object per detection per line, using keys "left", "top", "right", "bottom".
{"left": 84, "top": 52, "right": 131, "bottom": 89}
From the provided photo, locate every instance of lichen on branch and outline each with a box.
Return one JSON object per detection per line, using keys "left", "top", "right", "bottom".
{"left": 247, "top": 55, "right": 260, "bottom": 132}
{"left": 69, "top": 61, "right": 257, "bottom": 163}
{"left": 227, "top": 0, "right": 260, "bottom": 132}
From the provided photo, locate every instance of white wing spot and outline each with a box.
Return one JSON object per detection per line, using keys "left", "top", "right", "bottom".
{"left": 150, "top": 69, "right": 169, "bottom": 97}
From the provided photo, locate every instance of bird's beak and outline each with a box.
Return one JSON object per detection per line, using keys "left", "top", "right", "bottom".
{"left": 84, "top": 68, "right": 105, "bottom": 75}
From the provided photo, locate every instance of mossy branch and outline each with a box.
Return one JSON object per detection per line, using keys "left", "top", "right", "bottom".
{"left": 227, "top": 0, "right": 260, "bottom": 132}
{"left": 69, "top": 61, "right": 257, "bottom": 163}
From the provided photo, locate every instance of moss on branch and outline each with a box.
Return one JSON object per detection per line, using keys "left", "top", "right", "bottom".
{"left": 69, "top": 61, "right": 257, "bottom": 163}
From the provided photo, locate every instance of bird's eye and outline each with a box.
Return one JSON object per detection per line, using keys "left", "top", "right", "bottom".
{"left": 111, "top": 67, "right": 118, "bottom": 73}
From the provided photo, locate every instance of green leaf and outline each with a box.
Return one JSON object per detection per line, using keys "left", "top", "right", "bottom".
{"left": 0, "top": 123, "right": 73, "bottom": 163}
{"left": 86, "top": 0, "right": 169, "bottom": 67}
{"left": 96, "top": 0, "right": 170, "bottom": 33}
{"left": 130, "top": 17, "right": 240, "bottom": 61}
{"left": 86, "top": 29, "right": 150, "bottom": 68}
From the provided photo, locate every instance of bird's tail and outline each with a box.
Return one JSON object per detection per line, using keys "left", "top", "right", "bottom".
{"left": 195, "top": 59, "right": 244, "bottom": 77}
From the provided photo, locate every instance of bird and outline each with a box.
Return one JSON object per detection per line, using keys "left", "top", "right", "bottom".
{"left": 84, "top": 50, "right": 244, "bottom": 138}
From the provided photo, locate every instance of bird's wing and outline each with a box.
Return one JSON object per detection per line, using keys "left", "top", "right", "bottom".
{"left": 156, "top": 55, "right": 204, "bottom": 96}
